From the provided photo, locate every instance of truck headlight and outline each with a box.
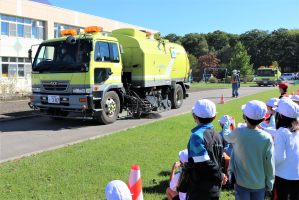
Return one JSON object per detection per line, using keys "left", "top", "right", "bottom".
{"left": 32, "top": 87, "right": 41, "bottom": 92}
{"left": 72, "top": 88, "right": 85, "bottom": 93}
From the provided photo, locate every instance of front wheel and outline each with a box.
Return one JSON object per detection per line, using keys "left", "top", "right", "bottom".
{"left": 96, "top": 91, "right": 120, "bottom": 124}
{"left": 171, "top": 84, "right": 184, "bottom": 109}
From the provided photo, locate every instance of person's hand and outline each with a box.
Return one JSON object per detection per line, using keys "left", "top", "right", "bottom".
{"left": 222, "top": 173, "right": 228, "bottom": 185}
{"left": 223, "top": 116, "right": 231, "bottom": 129}
{"left": 173, "top": 161, "right": 181, "bottom": 169}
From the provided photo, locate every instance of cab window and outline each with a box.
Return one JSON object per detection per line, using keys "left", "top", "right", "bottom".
{"left": 110, "top": 43, "right": 120, "bottom": 63}
{"left": 94, "top": 42, "right": 110, "bottom": 62}
{"left": 94, "top": 41, "right": 119, "bottom": 63}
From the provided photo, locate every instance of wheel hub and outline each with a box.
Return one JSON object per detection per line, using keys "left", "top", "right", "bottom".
{"left": 105, "top": 98, "right": 116, "bottom": 117}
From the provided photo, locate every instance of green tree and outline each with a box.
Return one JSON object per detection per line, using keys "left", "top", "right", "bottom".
{"left": 228, "top": 42, "right": 253, "bottom": 79}
{"left": 164, "top": 33, "right": 182, "bottom": 44}
{"left": 206, "top": 30, "right": 230, "bottom": 51}
{"left": 188, "top": 54, "right": 200, "bottom": 80}
{"left": 240, "top": 29, "right": 270, "bottom": 69}
{"left": 181, "top": 33, "right": 209, "bottom": 57}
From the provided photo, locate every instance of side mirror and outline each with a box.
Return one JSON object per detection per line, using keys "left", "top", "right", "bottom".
{"left": 28, "top": 49, "right": 32, "bottom": 60}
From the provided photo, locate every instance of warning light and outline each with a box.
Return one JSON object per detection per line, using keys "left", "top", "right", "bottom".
{"left": 84, "top": 26, "right": 102, "bottom": 33}
{"left": 60, "top": 29, "right": 77, "bottom": 36}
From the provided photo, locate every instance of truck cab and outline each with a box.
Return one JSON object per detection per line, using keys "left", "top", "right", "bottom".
{"left": 29, "top": 26, "right": 190, "bottom": 124}
{"left": 254, "top": 66, "right": 281, "bottom": 86}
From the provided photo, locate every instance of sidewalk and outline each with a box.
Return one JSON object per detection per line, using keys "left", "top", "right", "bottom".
{"left": 0, "top": 99, "right": 35, "bottom": 121}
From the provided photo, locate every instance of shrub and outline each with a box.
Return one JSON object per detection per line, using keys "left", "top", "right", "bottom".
{"left": 225, "top": 76, "right": 231, "bottom": 83}
{"left": 209, "top": 77, "right": 218, "bottom": 83}
{"left": 241, "top": 75, "right": 254, "bottom": 83}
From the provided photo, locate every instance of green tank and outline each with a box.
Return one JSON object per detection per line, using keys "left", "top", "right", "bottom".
{"left": 112, "top": 28, "right": 190, "bottom": 87}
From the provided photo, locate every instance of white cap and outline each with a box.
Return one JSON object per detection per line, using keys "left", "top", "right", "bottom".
{"left": 233, "top": 69, "right": 237, "bottom": 74}
{"left": 105, "top": 180, "right": 132, "bottom": 200}
{"left": 218, "top": 115, "right": 234, "bottom": 125}
{"left": 179, "top": 149, "right": 188, "bottom": 163}
{"left": 291, "top": 95, "right": 299, "bottom": 102}
{"left": 275, "top": 99, "right": 299, "bottom": 119}
{"left": 192, "top": 99, "right": 216, "bottom": 118}
{"left": 242, "top": 100, "right": 267, "bottom": 120}
{"left": 266, "top": 98, "right": 279, "bottom": 108}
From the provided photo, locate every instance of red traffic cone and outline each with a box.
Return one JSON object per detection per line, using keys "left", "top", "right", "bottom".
{"left": 219, "top": 94, "right": 225, "bottom": 104}
{"left": 128, "top": 164, "right": 143, "bottom": 200}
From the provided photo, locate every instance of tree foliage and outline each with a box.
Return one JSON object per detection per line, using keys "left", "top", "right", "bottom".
{"left": 228, "top": 42, "right": 253, "bottom": 77}
{"left": 198, "top": 54, "right": 220, "bottom": 69}
{"left": 162, "top": 28, "right": 299, "bottom": 81}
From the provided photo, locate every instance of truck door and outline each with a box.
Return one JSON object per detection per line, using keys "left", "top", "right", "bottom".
{"left": 92, "top": 41, "right": 122, "bottom": 88}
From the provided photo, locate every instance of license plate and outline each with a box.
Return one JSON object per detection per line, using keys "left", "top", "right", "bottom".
{"left": 263, "top": 81, "right": 267, "bottom": 84}
{"left": 48, "top": 95, "right": 60, "bottom": 104}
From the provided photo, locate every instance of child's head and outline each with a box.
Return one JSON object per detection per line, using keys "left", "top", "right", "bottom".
{"left": 278, "top": 82, "right": 288, "bottom": 93}
{"left": 218, "top": 115, "right": 235, "bottom": 130}
{"left": 192, "top": 99, "right": 216, "bottom": 125}
{"left": 105, "top": 180, "right": 132, "bottom": 200}
{"left": 242, "top": 100, "right": 267, "bottom": 127}
{"left": 266, "top": 98, "right": 279, "bottom": 114}
{"left": 275, "top": 98, "right": 299, "bottom": 130}
{"left": 291, "top": 95, "right": 299, "bottom": 105}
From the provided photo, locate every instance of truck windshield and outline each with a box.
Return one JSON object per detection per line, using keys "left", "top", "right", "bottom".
{"left": 32, "top": 39, "right": 92, "bottom": 73}
{"left": 257, "top": 70, "right": 275, "bottom": 76}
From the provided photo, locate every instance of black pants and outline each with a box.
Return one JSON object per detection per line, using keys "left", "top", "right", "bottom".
{"left": 186, "top": 185, "right": 220, "bottom": 200}
{"left": 274, "top": 176, "right": 299, "bottom": 200}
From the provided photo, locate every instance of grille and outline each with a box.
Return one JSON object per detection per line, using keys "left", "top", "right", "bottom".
{"left": 42, "top": 81, "right": 69, "bottom": 91}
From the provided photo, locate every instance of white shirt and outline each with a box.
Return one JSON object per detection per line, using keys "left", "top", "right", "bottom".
{"left": 274, "top": 128, "right": 299, "bottom": 180}
{"left": 169, "top": 172, "right": 186, "bottom": 200}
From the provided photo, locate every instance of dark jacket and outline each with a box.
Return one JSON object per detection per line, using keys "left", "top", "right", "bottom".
{"left": 187, "top": 128, "right": 224, "bottom": 200}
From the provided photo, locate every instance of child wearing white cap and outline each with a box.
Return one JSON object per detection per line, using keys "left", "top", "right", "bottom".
{"left": 259, "top": 98, "right": 279, "bottom": 130}
{"left": 222, "top": 100, "right": 275, "bottom": 200}
{"left": 271, "top": 98, "right": 299, "bottom": 200}
{"left": 290, "top": 94, "right": 299, "bottom": 105}
{"left": 105, "top": 180, "right": 132, "bottom": 200}
{"left": 185, "top": 99, "right": 226, "bottom": 200}
{"left": 166, "top": 149, "right": 188, "bottom": 200}
{"left": 218, "top": 115, "right": 235, "bottom": 157}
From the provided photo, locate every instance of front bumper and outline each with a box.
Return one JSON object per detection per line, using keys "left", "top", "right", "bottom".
{"left": 29, "top": 93, "right": 102, "bottom": 117}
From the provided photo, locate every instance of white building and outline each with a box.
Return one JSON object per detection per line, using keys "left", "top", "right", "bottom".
{"left": 0, "top": 0, "right": 157, "bottom": 94}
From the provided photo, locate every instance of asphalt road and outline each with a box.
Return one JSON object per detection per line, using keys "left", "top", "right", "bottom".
{"left": 0, "top": 86, "right": 275, "bottom": 163}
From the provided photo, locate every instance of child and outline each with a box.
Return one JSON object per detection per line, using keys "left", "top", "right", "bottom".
{"left": 105, "top": 180, "right": 132, "bottom": 200}
{"left": 260, "top": 98, "right": 279, "bottom": 129}
{"left": 166, "top": 149, "right": 188, "bottom": 200}
{"left": 272, "top": 98, "right": 299, "bottom": 200}
{"left": 278, "top": 82, "right": 288, "bottom": 99}
{"left": 186, "top": 99, "right": 226, "bottom": 200}
{"left": 290, "top": 94, "right": 299, "bottom": 105}
{"left": 222, "top": 100, "right": 275, "bottom": 200}
{"left": 218, "top": 115, "right": 235, "bottom": 157}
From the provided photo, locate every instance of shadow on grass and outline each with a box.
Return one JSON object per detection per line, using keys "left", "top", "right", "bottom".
{"left": 158, "top": 170, "right": 170, "bottom": 177}
{"left": 143, "top": 179, "right": 169, "bottom": 195}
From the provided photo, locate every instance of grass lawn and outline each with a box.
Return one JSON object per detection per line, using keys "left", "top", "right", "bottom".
{"left": 191, "top": 82, "right": 258, "bottom": 89}
{"left": 0, "top": 86, "right": 296, "bottom": 200}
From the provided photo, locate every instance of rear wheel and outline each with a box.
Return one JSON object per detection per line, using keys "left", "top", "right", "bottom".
{"left": 171, "top": 84, "right": 183, "bottom": 109}
{"left": 96, "top": 91, "right": 120, "bottom": 124}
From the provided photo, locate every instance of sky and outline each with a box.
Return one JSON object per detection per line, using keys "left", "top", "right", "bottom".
{"left": 49, "top": 0, "right": 299, "bottom": 36}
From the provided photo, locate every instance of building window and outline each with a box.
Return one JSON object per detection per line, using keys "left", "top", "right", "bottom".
{"left": 1, "top": 21, "right": 8, "bottom": 35}
{"left": 2, "top": 64, "right": 8, "bottom": 77}
{"left": 0, "top": 57, "right": 31, "bottom": 78}
{"left": 0, "top": 14, "right": 45, "bottom": 39}
{"left": 17, "top": 24, "right": 24, "bottom": 37}
{"left": 18, "top": 64, "right": 24, "bottom": 77}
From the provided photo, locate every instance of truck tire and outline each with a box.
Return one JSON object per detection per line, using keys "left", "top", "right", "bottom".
{"left": 97, "top": 91, "right": 120, "bottom": 124}
{"left": 171, "top": 84, "right": 183, "bottom": 109}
